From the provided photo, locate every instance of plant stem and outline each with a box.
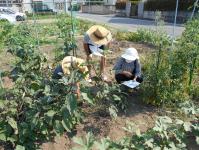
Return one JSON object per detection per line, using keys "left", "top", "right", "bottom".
{"left": 189, "top": 56, "right": 197, "bottom": 86}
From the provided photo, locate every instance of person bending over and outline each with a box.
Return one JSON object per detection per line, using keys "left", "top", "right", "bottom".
{"left": 53, "top": 56, "right": 89, "bottom": 98}
{"left": 83, "top": 25, "right": 112, "bottom": 81}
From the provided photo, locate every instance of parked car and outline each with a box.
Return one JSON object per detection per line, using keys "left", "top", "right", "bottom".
{"left": 68, "top": 4, "right": 81, "bottom": 11}
{"left": 0, "top": 13, "right": 16, "bottom": 24}
{"left": 33, "top": 4, "right": 55, "bottom": 13}
{"left": 0, "top": 7, "right": 26, "bottom": 21}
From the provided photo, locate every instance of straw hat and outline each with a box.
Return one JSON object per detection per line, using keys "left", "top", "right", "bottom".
{"left": 61, "top": 56, "right": 89, "bottom": 80}
{"left": 86, "top": 25, "right": 112, "bottom": 45}
{"left": 121, "top": 48, "right": 139, "bottom": 61}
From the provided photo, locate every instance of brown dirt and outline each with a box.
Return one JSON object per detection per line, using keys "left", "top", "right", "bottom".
{"left": 0, "top": 50, "right": 14, "bottom": 72}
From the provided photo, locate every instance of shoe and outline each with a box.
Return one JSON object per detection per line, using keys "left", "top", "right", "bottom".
{"left": 102, "top": 76, "right": 108, "bottom": 81}
{"left": 128, "top": 88, "right": 134, "bottom": 93}
{"left": 88, "top": 78, "right": 92, "bottom": 83}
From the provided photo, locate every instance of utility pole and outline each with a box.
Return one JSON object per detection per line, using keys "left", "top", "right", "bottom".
{"left": 191, "top": 0, "right": 199, "bottom": 19}
{"left": 64, "top": 0, "right": 67, "bottom": 14}
{"left": 6, "top": 0, "right": 9, "bottom": 7}
{"left": 172, "top": 0, "right": 179, "bottom": 45}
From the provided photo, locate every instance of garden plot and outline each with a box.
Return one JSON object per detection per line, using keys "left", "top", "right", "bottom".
{"left": 41, "top": 38, "right": 157, "bottom": 150}
{"left": 0, "top": 33, "right": 158, "bottom": 149}
{"left": 0, "top": 16, "right": 198, "bottom": 150}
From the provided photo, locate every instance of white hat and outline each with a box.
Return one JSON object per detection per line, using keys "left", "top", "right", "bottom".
{"left": 121, "top": 48, "right": 139, "bottom": 61}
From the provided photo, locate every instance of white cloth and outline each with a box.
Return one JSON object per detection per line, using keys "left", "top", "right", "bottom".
{"left": 84, "top": 33, "right": 104, "bottom": 56}
{"left": 122, "top": 80, "right": 140, "bottom": 89}
{"left": 89, "top": 45, "right": 103, "bottom": 56}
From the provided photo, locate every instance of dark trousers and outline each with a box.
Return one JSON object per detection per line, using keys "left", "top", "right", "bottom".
{"left": 52, "top": 65, "right": 63, "bottom": 79}
{"left": 115, "top": 73, "right": 143, "bottom": 84}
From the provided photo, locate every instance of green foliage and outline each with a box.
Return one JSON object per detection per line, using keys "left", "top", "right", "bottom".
{"left": 142, "top": 18, "right": 199, "bottom": 106}
{"left": 56, "top": 14, "right": 78, "bottom": 59}
{"left": 26, "top": 13, "right": 57, "bottom": 20}
{"left": 144, "top": 0, "right": 197, "bottom": 11}
{"left": 94, "top": 81, "right": 128, "bottom": 118}
{"left": 72, "top": 132, "right": 95, "bottom": 150}
{"left": 56, "top": 14, "right": 94, "bottom": 61}
{"left": 178, "top": 18, "right": 199, "bottom": 87}
{"left": 0, "top": 23, "right": 83, "bottom": 149}
{"left": 142, "top": 48, "right": 190, "bottom": 105}
{"left": 78, "top": 19, "right": 95, "bottom": 35}
{"left": 0, "top": 20, "right": 14, "bottom": 50}
{"left": 116, "top": 28, "right": 172, "bottom": 47}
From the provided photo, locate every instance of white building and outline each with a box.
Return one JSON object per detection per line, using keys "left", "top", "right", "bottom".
{"left": 104, "top": 0, "right": 117, "bottom": 5}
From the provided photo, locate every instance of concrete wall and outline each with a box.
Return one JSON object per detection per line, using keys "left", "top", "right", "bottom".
{"left": 143, "top": 11, "right": 192, "bottom": 22}
{"left": 23, "top": 0, "right": 32, "bottom": 13}
{"left": 82, "top": 5, "right": 115, "bottom": 14}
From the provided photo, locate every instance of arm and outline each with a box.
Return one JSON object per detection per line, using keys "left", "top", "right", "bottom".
{"left": 83, "top": 34, "right": 91, "bottom": 57}
{"left": 83, "top": 43, "right": 91, "bottom": 56}
{"left": 134, "top": 59, "right": 141, "bottom": 80}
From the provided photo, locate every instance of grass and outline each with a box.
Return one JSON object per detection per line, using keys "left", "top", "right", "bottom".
{"left": 27, "top": 14, "right": 58, "bottom": 20}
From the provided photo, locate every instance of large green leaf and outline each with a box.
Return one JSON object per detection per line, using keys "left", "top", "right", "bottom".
{"left": 0, "top": 133, "right": 6, "bottom": 141}
{"left": 0, "top": 100, "right": 6, "bottom": 109}
{"left": 196, "top": 136, "right": 199, "bottom": 145}
{"left": 54, "top": 120, "right": 64, "bottom": 135}
{"left": 67, "top": 94, "right": 77, "bottom": 115}
{"left": 113, "top": 94, "right": 121, "bottom": 101}
{"left": 7, "top": 117, "right": 18, "bottom": 134}
{"left": 81, "top": 92, "right": 94, "bottom": 105}
{"left": 46, "top": 110, "right": 56, "bottom": 117}
{"left": 61, "top": 120, "right": 71, "bottom": 132}
{"left": 109, "top": 105, "right": 118, "bottom": 119}
{"left": 61, "top": 106, "right": 70, "bottom": 119}
{"left": 94, "top": 138, "right": 110, "bottom": 150}
{"left": 16, "top": 145, "right": 25, "bottom": 150}
{"left": 183, "top": 122, "right": 192, "bottom": 132}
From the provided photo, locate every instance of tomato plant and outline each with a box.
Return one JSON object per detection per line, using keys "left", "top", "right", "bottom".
{"left": 142, "top": 17, "right": 199, "bottom": 106}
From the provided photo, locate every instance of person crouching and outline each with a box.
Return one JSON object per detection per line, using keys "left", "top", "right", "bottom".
{"left": 113, "top": 48, "right": 143, "bottom": 84}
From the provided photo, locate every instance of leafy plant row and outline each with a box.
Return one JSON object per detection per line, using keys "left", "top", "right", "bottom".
{"left": 73, "top": 102, "right": 199, "bottom": 150}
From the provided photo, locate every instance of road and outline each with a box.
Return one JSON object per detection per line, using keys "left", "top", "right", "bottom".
{"left": 75, "top": 13, "right": 185, "bottom": 37}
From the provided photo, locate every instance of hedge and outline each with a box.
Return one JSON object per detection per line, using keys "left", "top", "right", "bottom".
{"left": 144, "top": 0, "right": 197, "bottom": 11}
{"left": 116, "top": 2, "right": 126, "bottom": 10}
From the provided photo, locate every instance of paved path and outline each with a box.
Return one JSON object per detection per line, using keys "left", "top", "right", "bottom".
{"left": 75, "top": 13, "right": 185, "bottom": 37}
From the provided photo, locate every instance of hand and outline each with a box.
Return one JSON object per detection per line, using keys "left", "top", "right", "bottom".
{"left": 133, "top": 76, "right": 137, "bottom": 81}
{"left": 88, "top": 54, "right": 93, "bottom": 59}
{"left": 122, "top": 71, "right": 132, "bottom": 78}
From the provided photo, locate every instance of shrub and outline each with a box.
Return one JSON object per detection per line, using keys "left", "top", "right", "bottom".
{"left": 144, "top": 0, "right": 196, "bottom": 11}
{"left": 115, "top": 28, "right": 172, "bottom": 47}
{"left": 142, "top": 18, "right": 199, "bottom": 106}
{"left": 0, "top": 20, "right": 13, "bottom": 50}
{"left": 116, "top": 2, "right": 126, "bottom": 10}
